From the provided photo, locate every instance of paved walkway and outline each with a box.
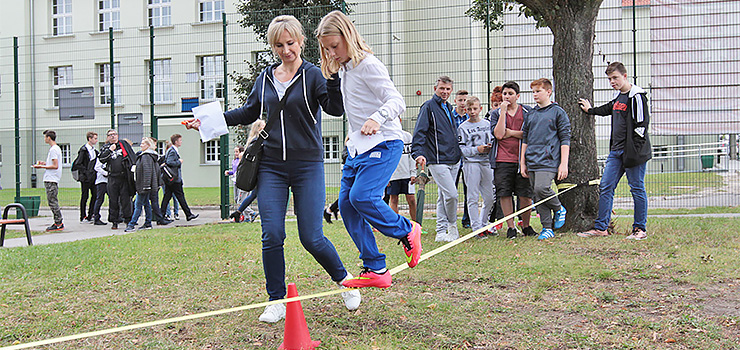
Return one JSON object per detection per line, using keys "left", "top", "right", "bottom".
{"left": 2, "top": 207, "right": 230, "bottom": 248}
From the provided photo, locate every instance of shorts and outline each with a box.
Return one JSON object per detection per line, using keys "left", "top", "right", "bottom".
{"left": 386, "top": 178, "right": 415, "bottom": 196}
{"left": 494, "top": 162, "right": 532, "bottom": 198}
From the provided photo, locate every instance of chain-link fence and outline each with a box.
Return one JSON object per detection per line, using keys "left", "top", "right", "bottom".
{"left": 1, "top": 0, "right": 738, "bottom": 217}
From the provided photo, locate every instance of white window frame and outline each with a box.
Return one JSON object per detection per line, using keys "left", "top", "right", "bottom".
{"left": 148, "top": 0, "right": 171, "bottom": 28}
{"left": 59, "top": 143, "right": 72, "bottom": 166}
{"left": 52, "top": 66, "right": 73, "bottom": 107}
{"left": 323, "top": 136, "right": 341, "bottom": 162}
{"left": 98, "top": 0, "right": 120, "bottom": 32}
{"left": 203, "top": 139, "right": 220, "bottom": 164}
{"left": 98, "top": 62, "right": 121, "bottom": 105}
{"left": 152, "top": 59, "right": 172, "bottom": 103}
{"left": 52, "top": 0, "right": 72, "bottom": 36}
{"left": 199, "top": 0, "right": 224, "bottom": 23}
{"left": 156, "top": 141, "right": 167, "bottom": 157}
{"left": 0, "top": 144, "right": 3, "bottom": 166}
{"left": 199, "top": 55, "right": 224, "bottom": 101}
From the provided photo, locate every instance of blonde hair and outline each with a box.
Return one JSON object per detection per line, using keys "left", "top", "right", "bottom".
{"left": 140, "top": 137, "right": 156, "bottom": 149}
{"left": 267, "top": 15, "right": 305, "bottom": 55}
{"left": 465, "top": 96, "right": 481, "bottom": 109}
{"left": 315, "top": 10, "right": 373, "bottom": 78}
{"left": 247, "top": 119, "right": 267, "bottom": 143}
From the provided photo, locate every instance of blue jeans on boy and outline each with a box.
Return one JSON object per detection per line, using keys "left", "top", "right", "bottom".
{"left": 594, "top": 149, "right": 647, "bottom": 231}
{"left": 257, "top": 156, "right": 348, "bottom": 301}
{"left": 339, "top": 140, "right": 412, "bottom": 272}
{"left": 129, "top": 191, "right": 153, "bottom": 227}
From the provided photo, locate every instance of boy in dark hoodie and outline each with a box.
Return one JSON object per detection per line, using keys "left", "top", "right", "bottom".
{"left": 520, "top": 78, "right": 570, "bottom": 240}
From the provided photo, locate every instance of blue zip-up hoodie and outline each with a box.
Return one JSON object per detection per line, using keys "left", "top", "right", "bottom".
{"left": 224, "top": 60, "right": 343, "bottom": 162}
{"left": 411, "top": 94, "right": 462, "bottom": 164}
{"left": 521, "top": 102, "right": 571, "bottom": 172}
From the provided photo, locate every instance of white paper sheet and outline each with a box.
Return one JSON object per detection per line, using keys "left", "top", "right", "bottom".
{"left": 192, "top": 101, "right": 229, "bottom": 142}
{"left": 347, "top": 130, "right": 385, "bottom": 156}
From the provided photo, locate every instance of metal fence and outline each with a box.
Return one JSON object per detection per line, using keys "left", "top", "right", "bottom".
{"left": 1, "top": 0, "right": 738, "bottom": 217}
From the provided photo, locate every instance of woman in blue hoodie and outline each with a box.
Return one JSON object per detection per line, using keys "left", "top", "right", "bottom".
{"left": 186, "top": 15, "right": 360, "bottom": 323}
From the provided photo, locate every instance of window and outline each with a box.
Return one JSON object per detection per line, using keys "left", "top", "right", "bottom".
{"left": 52, "top": 66, "right": 73, "bottom": 107}
{"left": 200, "top": 55, "right": 223, "bottom": 100}
{"left": 59, "top": 143, "right": 72, "bottom": 166}
{"left": 52, "top": 0, "right": 72, "bottom": 36}
{"left": 98, "top": 62, "right": 121, "bottom": 105}
{"left": 151, "top": 59, "right": 172, "bottom": 103}
{"left": 148, "top": 0, "right": 171, "bottom": 27}
{"left": 199, "top": 0, "right": 224, "bottom": 23}
{"left": 98, "top": 0, "right": 120, "bottom": 31}
{"left": 323, "top": 136, "right": 341, "bottom": 161}
{"left": 204, "top": 139, "right": 219, "bottom": 164}
{"left": 157, "top": 141, "right": 167, "bottom": 156}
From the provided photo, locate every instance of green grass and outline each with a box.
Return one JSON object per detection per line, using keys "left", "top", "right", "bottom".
{"left": 615, "top": 171, "right": 725, "bottom": 198}
{"left": 1, "top": 216, "right": 739, "bottom": 349}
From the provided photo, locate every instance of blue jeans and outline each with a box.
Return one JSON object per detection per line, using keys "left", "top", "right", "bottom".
{"left": 595, "top": 149, "right": 647, "bottom": 231}
{"left": 164, "top": 195, "right": 179, "bottom": 217}
{"left": 257, "top": 156, "right": 347, "bottom": 301}
{"left": 339, "top": 140, "right": 412, "bottom": 271}
{"left": 129, "top": 191, "right": 153, "bottom": 227}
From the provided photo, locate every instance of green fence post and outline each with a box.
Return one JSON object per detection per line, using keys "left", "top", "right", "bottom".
{"left": 220, "top": 13, "right": 230, "bottom": 219}
{"left": 109, "top": 27, "right": 115, "bottom": 129}
{"left": 13, "top": 37, "right": 20, "bottom": 201}
{"left": 150, "top": 26, "right": 157, "bottom": 139}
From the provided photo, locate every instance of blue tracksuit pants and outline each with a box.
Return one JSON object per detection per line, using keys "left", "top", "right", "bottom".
{"left": 339, "top": 140, "right": 413, "bottom": 271}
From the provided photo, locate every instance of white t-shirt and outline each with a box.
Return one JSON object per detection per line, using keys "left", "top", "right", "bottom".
{"left": 43, "top": 144, "right": 63, "bottom": 183}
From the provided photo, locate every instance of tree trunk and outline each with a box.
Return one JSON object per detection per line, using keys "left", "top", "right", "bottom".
{"left": 517, "top": 0, "right": 604, "bottom": 231}
{"left": 549, "top": 4, "right": 603, "bottom": 231}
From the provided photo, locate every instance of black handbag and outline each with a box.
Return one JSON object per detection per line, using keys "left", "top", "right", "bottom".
{"left": 235, "top": 85, "right": 292, "bottom": 191}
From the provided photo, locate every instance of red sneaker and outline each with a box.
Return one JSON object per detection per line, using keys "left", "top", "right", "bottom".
{"left": 342, "top": 268, "right": 392, "bottom": 289}
{"left": 400, "top": 220, "right": 422, "bottom": 268}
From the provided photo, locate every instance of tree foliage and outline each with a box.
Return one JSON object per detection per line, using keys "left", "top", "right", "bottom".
{"left": 230, "top": 0, "right": 347, "bottom": 145}
{"left": 465, "top": 0, "right": 547, "bottom": 30}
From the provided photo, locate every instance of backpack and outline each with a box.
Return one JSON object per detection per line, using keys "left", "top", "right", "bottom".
{"left": 71, "top": 147, "right": 86, "bottom": 182}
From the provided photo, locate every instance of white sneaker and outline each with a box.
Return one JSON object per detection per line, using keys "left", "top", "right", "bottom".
{"left": 339, "top": 273, "right": 361, "bottom": 311}
{"left": 447, "top": 224, "right": 460, "bottom": 241}
{"left": 258, "top": 303, "right": 285, "bottom": 323}
{"left": 435, "top": 231, "right": 450, "bottom": 242}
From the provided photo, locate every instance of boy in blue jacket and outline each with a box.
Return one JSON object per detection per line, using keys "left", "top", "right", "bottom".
{"left": 520, "top": 78, "right": 570, "bottom": 240}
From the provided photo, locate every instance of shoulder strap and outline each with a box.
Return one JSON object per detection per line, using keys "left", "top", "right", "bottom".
{"left": 257, "top": 72, "right": 302, "bottom": 141}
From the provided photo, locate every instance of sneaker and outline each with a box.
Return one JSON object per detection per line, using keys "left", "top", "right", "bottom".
{"left": 577, "top": 229, "right": 609, "bottom": 238}
{"left": 553, "top": 206, "right": 567, "bottom": 230}
{"left": 247, "top": 211, "right": 259, "bottom": 223}
{"left": 229, "top": 210, "right": 242, "bottom": 223}
{"left": 522, "top": 226, "right": 538, "bottom": 237}
{"left": 538, "top": 228, "right": 555, "bottom": 240}
{"left": 447, "top": 223, "right": 460, "bottom": 241}
{"left": 323, "top": 207, "right": 333, "bottom": 224}
{"left": 626, "top": 227, "right": 648, "bottom": 240}
{"left": 435, "top": 231, "right": 451, "bottom": 242}
{"left": 486, "top": 227, "right": 499, "bottom": 236}
{"left": 186, "top": 214, "right": 199, "bottom": 221}
{"left": 342, "top": 268, "right": 392, "bottom": 289}
{"left": 399, "top": 221, "right": 422, "bottom": 268}
{"left": 506, "top": 227, "right": 519, "bottom": 239}
{"left": 45, "top": 223, "right": 64, "bottom": 232}
{"left": 94, "top": 220, "right": 107, "bottom": 226}
{"left": 476, "top": 231, "right": 489, "bottom": 239}
{"left": 157, "top": 219, "right": 173, "bottom": 225}
{"left": 174, "top": 214, "right": 180, "bottom": 220}
{"left": 258, "top": 303, "right": 286, "bottom": 323}
{"left": 338, "top": 273, "right": 361, "bottom": 311}
{"left": 124, "top": 225, "right": 136, "bottom": 232}
{"left": 138, "top": 224, "right": 153, "bottom": 230}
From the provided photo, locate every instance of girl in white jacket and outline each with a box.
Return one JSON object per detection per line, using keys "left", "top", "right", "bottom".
{"left": 317, "top": 10, "right": 422, "bottom": 289}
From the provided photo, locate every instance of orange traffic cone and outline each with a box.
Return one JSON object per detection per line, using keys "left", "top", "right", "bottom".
{"left": 278, "top": 283, "right": 321, "bottom": 350}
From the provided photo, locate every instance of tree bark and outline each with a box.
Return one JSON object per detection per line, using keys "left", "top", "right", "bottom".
{"left": 518, "top": 0, "right": 604, "bottom": 231}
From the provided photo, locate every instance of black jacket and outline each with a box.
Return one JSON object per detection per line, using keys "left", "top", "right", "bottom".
{"left": 135, "top": 150, "right": 162, "bottom": 194}
{"left": 588, "top": 85, "right": 652, "bottom": 167}
{"left": 72, "top": 144, "right": 97, "bottom": 183}
{"left": 411, "top": 94, "right": 462, "bottom": 164}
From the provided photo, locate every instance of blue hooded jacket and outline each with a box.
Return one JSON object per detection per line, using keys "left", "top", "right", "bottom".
{"left": 411, "top": 94, "right": 462, "bottom": 165}
{"left": 224, "top": 60, "right": 343, "bottom": 162}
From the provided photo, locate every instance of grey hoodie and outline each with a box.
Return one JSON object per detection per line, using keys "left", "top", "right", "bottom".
{"left": 521, "top": 102, "right": 571, "bottom": 172}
